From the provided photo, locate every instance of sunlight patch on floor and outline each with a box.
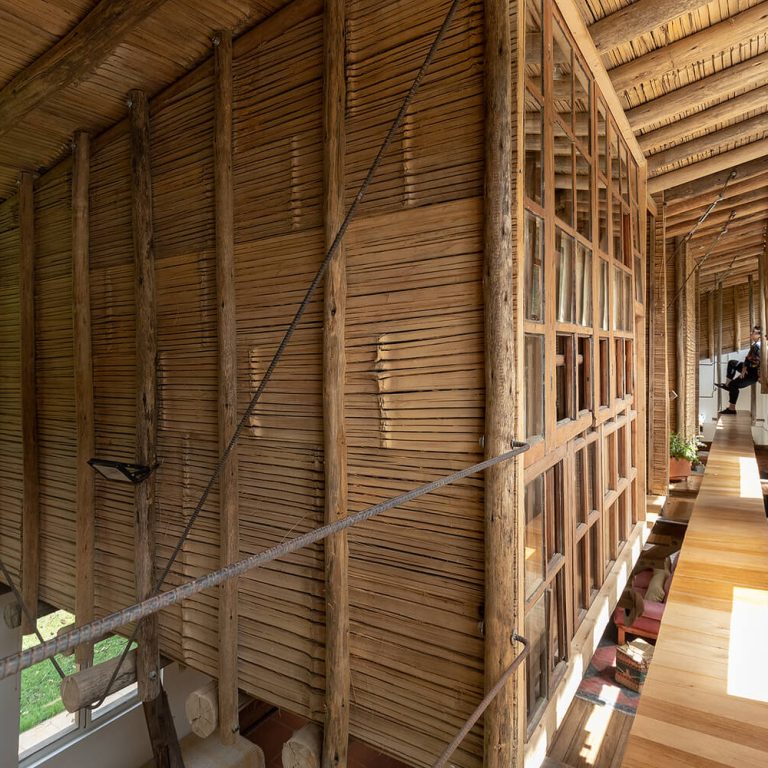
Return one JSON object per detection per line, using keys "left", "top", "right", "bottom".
{"left": 578, "top": 698, "right": 614, "bottom": 765}
{"left": 728, "top": 586, "right": 768, "bottom": 702}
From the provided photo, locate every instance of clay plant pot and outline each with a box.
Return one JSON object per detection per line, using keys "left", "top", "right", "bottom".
{"left": 669, "top": 457, "right": 692, "bottom": 481}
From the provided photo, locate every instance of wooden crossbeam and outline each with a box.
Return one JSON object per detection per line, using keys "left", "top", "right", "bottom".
{"left": 666, "top": 187, "right": 768, "bottom": 225}
{"left": 588, "top": 0, "right": 708, "bottom": 53}
{"left": 640, "top": 84, "right": 768, "bottom": 155}
{"left": 648, "top": 113, "right": 768, "bottom": 177}
{"left": 0, "top": 0, "right": 170, "bottom": 140}
{"left": 610, "top": 3, "right": 768, "bottom": 95}
{"left": 648, "top": 138, "right": 768, "bottom": 194}
{"left": 627, "top": 52, "right": 768, "bottom": 133}
{"left": 665, "top": 172, "right": 768, "bottom": 215}
{"left": 665, "top": 198, "right": 768, "bottom": 238}
{"left": 213, "top": 29, "right": 240, "bottom": 747}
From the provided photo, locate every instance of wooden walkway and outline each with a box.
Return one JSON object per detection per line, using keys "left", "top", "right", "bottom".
{"left": 621, "top": 412, "right": 768, "bottom": 767}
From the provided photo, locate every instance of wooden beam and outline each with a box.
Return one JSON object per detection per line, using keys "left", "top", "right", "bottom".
{"left": 484, "top": 0, "right": 524, "bottom": 765}
{"left": 129, "top": 89, "right": 161, "bottom": 702}
{"left": 0, "top": 0, "right": 170, "bottom": 140}
{"left": 640, "top": 84, "right": 768, "bottom": 156}
{"left": 665, "top": 198, "right": 768, "bottom": 239}
{"left": 322, "top": 0, "right": 349, "bottom": 765}
{"left": 589, "top": 0, "right": 708, "bottom": 53}
{"left": 627, "top": 52, "right": 768, "bottom": 133}
{"left": 609, "top": 3, "right": 768, "bottom": 95}
{"left": 553, "top": 0, "right": 646, "bottom": 166}
{"left": 666, "top": 187, "right": 768, "bottom": 226}
{"left": 72, "top": 131, "right": 95, "bottom": 669}
{"left": 648, "top": 113, "right": 768, "bottom": 177}
{"left": 213, "top": 30, "right": 239, "bottom": 747}
{"left": 19, "top": 171, "right": 39, "bottom": 636}
{"left": 648, "top": 138, "right": 768, "bottom": 194}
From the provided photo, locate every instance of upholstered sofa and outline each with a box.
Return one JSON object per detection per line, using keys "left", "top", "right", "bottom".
{"left": 614, "top": 550, "right": 679, "bottom": 644}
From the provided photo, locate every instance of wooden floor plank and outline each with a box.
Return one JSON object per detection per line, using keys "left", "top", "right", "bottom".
{"left": 621, "top": 412, "right": 768, "bottom": 768}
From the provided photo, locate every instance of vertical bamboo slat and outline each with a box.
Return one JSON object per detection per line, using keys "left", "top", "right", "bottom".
{"left": 214, "top": 29, "right": 240, "bottom": 746}
{"left": 20, "top": 171, "right": 40, "bottom": 635}
{"left": 73, "top": 132, "right": 95, "bottom": 668}
{"left": 322, "top": 0, "right": 349, "bottom": 765}
{"left": 483, "top": 0, "right": 523, "bottom": 765}
{"left": 129, "top": 89, "right": 162, "bottom": 703}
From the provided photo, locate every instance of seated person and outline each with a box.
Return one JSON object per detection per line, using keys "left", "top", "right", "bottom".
{"left": 718, "top": 325, "right": 761, "bottom": 415}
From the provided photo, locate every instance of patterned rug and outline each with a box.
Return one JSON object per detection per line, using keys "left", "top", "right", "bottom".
{"left": 574, "top": 640, "right": 641, "bottom": 715}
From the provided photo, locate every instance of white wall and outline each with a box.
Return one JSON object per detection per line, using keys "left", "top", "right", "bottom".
{"left": 698, "top": 347, "right": 768, "bottom": 445}
{"left": 24, "top": 662, "right": 210, "bottom": 768}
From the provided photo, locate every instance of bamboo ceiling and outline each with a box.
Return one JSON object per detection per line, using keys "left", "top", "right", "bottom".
{"left": 576, "top": 0, "right": 768, "bottom": 285}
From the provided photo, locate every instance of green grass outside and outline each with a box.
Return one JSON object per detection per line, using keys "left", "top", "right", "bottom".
{"left": 20, "top": 610, "right": 133, "bottom": 733}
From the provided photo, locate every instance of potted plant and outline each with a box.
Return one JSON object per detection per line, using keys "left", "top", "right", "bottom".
{"left": 669, "top": 432, "right": 702, "bottom": 481}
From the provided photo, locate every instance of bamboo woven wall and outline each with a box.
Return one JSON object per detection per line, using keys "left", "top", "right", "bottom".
{"left": 0, "top": 198, "right": 22, "bottom": 580}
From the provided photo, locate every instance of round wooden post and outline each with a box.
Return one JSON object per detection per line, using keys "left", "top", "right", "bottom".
{"left": 322, "top": 0, "right": 349, "bottom": 765}
{"left": 214, "top": 28, "right": 240, "bottom": 746}
{"left": 483, "top": 0, "right": 524, "bottom": 765}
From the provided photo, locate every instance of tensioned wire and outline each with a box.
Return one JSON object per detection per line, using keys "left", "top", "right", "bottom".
{"left": 83, "top": 0, "right": 466, "bottom": 709}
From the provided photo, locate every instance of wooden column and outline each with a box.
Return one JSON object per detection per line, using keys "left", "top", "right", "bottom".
{"left": 130, "top": 88, "right": 183, "bottom": 768}
{"left": 749, "top": 276, "right": 757, "bottom": 419}
{"left": 760, "top": 248, "right": 768, "bottom": 394}
{"left": 647, "top": 195, "right": 669, "bottom": 494}
{"left": 675, "top": 238, "right": 686, "bottom": 434}
{"left": 716, "top": 281, "right": 723, "bottom": 411}
{"left": 707, "top": 291, "right": 715, "bottom": 361}
{"left": 213, "top": 30, "right": 240, "bottom": 746}
{"left": 19, "top": 171, "right": 39, "bottom": 636}
{"left": 484, "top": 0, "right": 524, "bottom": 766}
{"left": 322, "top": 1, "right": 349, "bottom": 765}
{"left": 72, "top": 131, "right": 95, "bottom": 668}
{"left": 733, "top": 286, "right": 741, "bottom": 352}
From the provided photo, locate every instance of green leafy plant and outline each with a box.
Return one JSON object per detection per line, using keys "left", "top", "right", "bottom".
{"left": 669, "top": 432, "right": 703, "bottom": 464}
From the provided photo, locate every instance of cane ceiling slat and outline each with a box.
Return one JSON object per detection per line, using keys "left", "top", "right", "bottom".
{"left": 0, "top": 0, "right": 291, "bottom": 200}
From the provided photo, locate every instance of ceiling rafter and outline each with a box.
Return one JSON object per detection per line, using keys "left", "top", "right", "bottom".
{"left": 588, "top": 0, "right": 709, "bottom": 54}
{"left": 648, "top": 112, "right": 768, "bottom": 176}
{"left": 640, "top": 84, "right": 768, "bottom": 156}
{"left": 648, "top": 138, "right": 768, "bottom": 194}
{"left": 666, "top": 188, "right": 768, "bottom": 226}
{"left": 664, "top": 157, "right": 768, "bottom": 204}
{"left": 0, "top": 0, "right": 171, "bottom": 142}
{"left": 666, "top": 201, "right": 768, "bottom": 239}
{"left": 609, "top": 2, "right": 768, "bottom": 94}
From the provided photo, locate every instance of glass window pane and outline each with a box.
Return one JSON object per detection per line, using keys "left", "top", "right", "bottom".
{"left": 599, "top": 259, "right": 608, "bottom": 330}
{"left": 525, "top": 211, "right": 545, "bottom": 321}
{"left": 556, "top": 334, "right": 572, "bottom": 422}
{"left": 525, "top": 475, "right": 546, "bottom": 599}
{"left": 620, "top": 142, "right": 629, "bottom": 204}
{"left": 609, "top": 123, "right": 620, "bottom": 191}
{"left": 613, "top": 266, "right": 622, "bottom": 331}
{"left": 554, "top": 123, "right": 573, "bottom": 227}
{"left": 525, "top": 334, "right": 545, "bottom": 438}
{"left": 630, "top": 158, "right": 638, "bottom": 202}
{"left": 526, "top": 592, "right": 548, "bottom": 724}
{"left": 525, "top": 0, "right": 544, "bottom": 92}
{"left": 553, "top": 21, "right": 572, "bottom": 128}
{"left": 575, "top": 147, "right": 591, "bottom": 240}
{"left": 574, "top": 243, "right": 592, "bottom": 326}
{"left": 574, "top": 56, "right": 591, "bottom": 149}
{"left": 625, "top": 273, "right": 633, "bottom": 331}
{"left": 598, "top": 181, "right": 608, "bottom": 253}
{"left": 525, "top": 91, "right": 544, "bottom": 205}
{"left": 612, "top": 195, "right": 622, "bottom": 261}
{"left": 556, "top": 228, "right": 574, "bottom": 323}
{"left": 597, "top": 99, "right": 607, "bottom": 177}
{"left": 577, "top": 335, "right": 592, "bottom": 412}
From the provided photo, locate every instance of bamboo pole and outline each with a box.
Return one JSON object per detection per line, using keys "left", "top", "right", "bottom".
{"left": 213, "top": 29, "right": 240, "bottom": 747}
{"left": 19, "top": 171, "right": 39, "bottom": 636}
{"left": 322, "top": 0, "right": 349, "bottom": 764}
{"left": 72, "top": 131, "right": 95, "bottom": 669}
{"left": 483, "top": 0, "right": 523, "bottom": 765}
{"left": 129, "top": 89, "right": 161, "bottom": 703}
